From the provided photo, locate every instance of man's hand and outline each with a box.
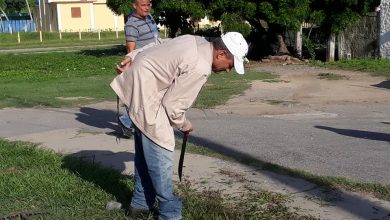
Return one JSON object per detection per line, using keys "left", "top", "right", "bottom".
{"left": 183, "top": 126, "right": 193, "bottom": 133}
{"left": 115, "top": 57, "right": 132, "bottom": 75}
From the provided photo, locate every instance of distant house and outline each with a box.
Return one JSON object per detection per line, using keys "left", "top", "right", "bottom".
{"left": 34, "top": 0, "right": 124, "bottom": 32}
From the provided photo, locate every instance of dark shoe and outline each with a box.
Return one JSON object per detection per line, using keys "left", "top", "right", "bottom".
{"left": 126, "top": 206, "right": 150, "bottom": 219}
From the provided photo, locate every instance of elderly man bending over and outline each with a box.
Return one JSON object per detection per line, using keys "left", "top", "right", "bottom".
{"left": 111, "top": 32, "right": 248, "bottom": 220}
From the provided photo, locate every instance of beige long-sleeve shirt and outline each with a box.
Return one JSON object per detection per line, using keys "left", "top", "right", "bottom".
{"left": 111, "top": 35, "right": 213, "bottom": 151}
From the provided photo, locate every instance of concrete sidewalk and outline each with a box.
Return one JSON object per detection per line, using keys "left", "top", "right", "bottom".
{"left": 1, "top": 102, "right": 389, "bottom": 219}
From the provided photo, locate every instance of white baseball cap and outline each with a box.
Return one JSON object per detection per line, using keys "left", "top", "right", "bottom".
{"left": 221, "top": 32, "right": 249, "bottom": 74}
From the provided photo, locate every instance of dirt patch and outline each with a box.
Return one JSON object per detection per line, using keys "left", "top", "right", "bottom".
{"left": 213, "top": 62, "right": 390, "bottom": 116}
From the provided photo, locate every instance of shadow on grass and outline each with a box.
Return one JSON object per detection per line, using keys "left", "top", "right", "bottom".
{"left": 62, "top": 150, "right": 135, "bottom": 207}
{"left": 174, "top": 130, "right": 390, "bottom": 219}
{"left": 78, "top": 45, "right": 126, "bottom": 58}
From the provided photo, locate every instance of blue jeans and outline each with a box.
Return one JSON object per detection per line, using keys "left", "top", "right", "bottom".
{"left": 131, "top": 126, "right": 182, "bottom": 220}
{"left": 119, "top": 114, "right": 133, "bottom": 129}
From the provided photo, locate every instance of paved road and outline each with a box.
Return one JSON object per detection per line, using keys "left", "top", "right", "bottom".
{"left": 1, "top": 102, "right": 389, "bottom": 184}
{"left": 188, "top": 104, "right": 390, "bottom": 184}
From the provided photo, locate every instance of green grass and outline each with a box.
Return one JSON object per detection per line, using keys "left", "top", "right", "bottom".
{"left": 178, "top": 141, "right": 390, "bottom": 202}
{"left": 194, "top": 71, "right": 276, "bottom": 109}
{"left": 0, "top": 139, "right": 132, "bottom": 219}
{"left": 313, "top": 59, "right": 390, "bottom": 78}
{"left": 0, "top": 47, "right": 276, "bottom": 109}
{"left": 0, "top": 46, "right": 126, "bottom": 108}
{"left": 317, "top": 72, "right": 349, "bottom": 80}
{"left": 0, "top": 139, "right": 315, "bottom": 219}
{"left": 0, "top": 31, "right": 124, "bottom": 49}
{"left": 178, "top": 181, "right": 316, "bottom": 220}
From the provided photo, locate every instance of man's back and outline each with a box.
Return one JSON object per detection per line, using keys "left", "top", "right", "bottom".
{"left": 111, "top": 35, "right": 213, "bottom": 150}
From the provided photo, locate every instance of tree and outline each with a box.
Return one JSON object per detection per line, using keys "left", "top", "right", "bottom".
{"left": 310, "top": 0, "right": 380, "bottom": 35}
{"left": 220, "top": 13, "right": 251, "bottom": 37}
{"left": 4, "top": 0, "right": 26, "bottom": 13}
{"left": 257, "top": 0, "right": 310, "bottom": 55}
{"left": 0, "top": 0, "right": 5, "bottom": 9}
{"left": 106, "top": 0, "right": 207, "bottom": 37}
{"left": 209, "top": 0, "right": 310, "bottom": 55}
{"left": 309, "top": 0, "right": 380, "bottom": 61}
{"left": 106, "top": 0, "right": 132, "bottom": 20}
{"left": 154, "top": 0, "right": 205, "bottom": 37}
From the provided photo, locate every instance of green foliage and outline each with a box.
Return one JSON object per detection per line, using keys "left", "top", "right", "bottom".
{"left": 106, "top": 0, "right": 132, "bottom": 16}
{"left": 209, "top": 0, "right": 311, "bottom": 55}
{"left": 155, "top": 0, "right": 206, "bottom": 37}
{"left": 107, "top": 0, "right": 207, "bottom": 37}
{"left": 194, "top": 26, "right": 221, "bottom": 37}
{"left": 106, "top": 0, "right": 380, "bottom": 57}
{"left": 209, "top": 0, "right": 256, "bottom": 20}
{"left": 258, "top": 0, "right": 310, "bottom": 31}
{"left": 221, "top": 13, "right": 251, "bottom": 37}
{"left": 3, "top": 0, "right": 25, "bottom": 13}
{"left": 310, "top": 0, "right": 380, "bottom": 34}
{"left": 0, "top": 0, "right": 6, "bottom": 10}
{"left": 302, "top": 36, "right": 321, "bottom": 60}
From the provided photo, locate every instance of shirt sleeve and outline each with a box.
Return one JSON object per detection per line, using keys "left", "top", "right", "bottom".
{"left": 125, "top": 38, "right": 170, "bottom": 61}
{"left": 124, "top": 40, "right": 162, "bottom": 60}
{"left": 125, "top": 23, "right": 139, "bottom": 42}
{"left": 162, "top": 68, "right": 208, "bottom": 132}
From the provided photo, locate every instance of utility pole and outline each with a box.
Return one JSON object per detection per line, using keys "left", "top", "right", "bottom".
{"left": 38, "top": 0, "right": 43, "bottom": 31}
{"left": 379, "top": 0, "right": 390, "bottom": 58}
{"left": 25, "top": 0, "right": 36, "bottom": 31}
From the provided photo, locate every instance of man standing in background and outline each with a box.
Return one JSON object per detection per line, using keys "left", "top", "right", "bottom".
{"left": 125, "top": 0, "right": 158, "bottom": 52}
{"left": 119, "top": 0, "right": 159, "bottom": 137}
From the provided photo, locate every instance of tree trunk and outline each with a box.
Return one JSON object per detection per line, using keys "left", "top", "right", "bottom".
{"left": 326, "top": 33, "right": 336, "bottom": 62}
{"left": 276, "top": 33, "right": 290, "bottom": 55}
{"left": 338, "top": 33, "right": 345, "bottom": 60}
{"left": 0, "top": 7, "right": 9, "bottom": 21}
{"left": 25, "top": 0, "right": 36, "bottom": 31}
{"left": 296, "top": 24, "right": 303, "bottom": 57}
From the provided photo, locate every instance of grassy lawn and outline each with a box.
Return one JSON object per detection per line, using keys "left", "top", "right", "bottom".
{"left": 0, "top": 46, "right": 125, "bottom": 108}
{"left": 0, "top": 46, "right": 275, "bottom": 109}
{"left": 0, "top": 31, "right": 124, "bottom": 49}
{"left": 0, "top": 139, "right": 315, "bottom": 219}
{"left": 313, "top": 59, "right": 390, "bottom": 78}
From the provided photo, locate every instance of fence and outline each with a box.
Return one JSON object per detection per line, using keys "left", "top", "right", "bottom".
{"left": 0, "top": 20, "right": 36, "bottom": 33}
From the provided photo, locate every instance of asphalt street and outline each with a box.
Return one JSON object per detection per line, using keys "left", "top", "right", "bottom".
{"left": 1, "top": 103, "right": 388, "bottom": 184}
{"left": 187, "top": 104, "right": 390, "bottom": 184}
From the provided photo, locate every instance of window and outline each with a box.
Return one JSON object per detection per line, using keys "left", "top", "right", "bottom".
{"left": 71, "top": 7, "right": 81, "bottom": 18}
